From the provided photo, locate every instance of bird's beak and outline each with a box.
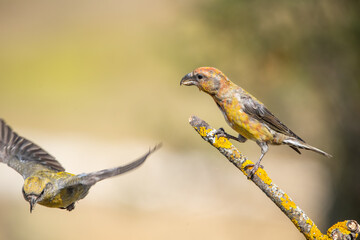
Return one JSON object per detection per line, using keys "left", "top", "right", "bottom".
{"left": 180, "top": 72, "right": 197, "bottom": 86}
{"left": 28, "top": 195, "right": 37, "bottom": 213}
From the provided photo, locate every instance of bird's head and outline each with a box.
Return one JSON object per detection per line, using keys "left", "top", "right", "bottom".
{"left": 22, "top": 176, "right": 51, "bottom": 213}
{"left": 180, "top": 67, "right": 231, "bottom": 96}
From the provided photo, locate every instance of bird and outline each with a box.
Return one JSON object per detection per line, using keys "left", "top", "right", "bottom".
{"left": 0, "top": 119, "right": 160, "bottom": 212}
{"left": 180, "top": 67, "right": 332, "bottom": 178}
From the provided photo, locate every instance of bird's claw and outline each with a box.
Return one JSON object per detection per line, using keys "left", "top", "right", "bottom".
{"left": 214, "top": 128, "right": 227, "bottom": 138}
{"left": 214, "top": 128, "right": 240, "bottom": 142}
{"left": 244, "top": 163, "right": 264, "bottom": 179}
{"left": 65, "top": 203, "right": 75, "bottom": 211}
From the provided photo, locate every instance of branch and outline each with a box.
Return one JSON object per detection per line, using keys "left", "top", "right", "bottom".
{"left": 189, "top": 115, "right": 359, "bottom": 240}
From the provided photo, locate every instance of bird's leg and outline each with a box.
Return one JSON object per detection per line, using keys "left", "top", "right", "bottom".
{"left": 246, "top": 142, "right": 268, "bottom": 179}
{"left": 214, "top": 128, "right": 247, "bottom": 143}
{"left": 237, "top": 134, "right": 247, "bottom": 143}
{"left": 65, "top": 202, "right": 75, "bottom": 211}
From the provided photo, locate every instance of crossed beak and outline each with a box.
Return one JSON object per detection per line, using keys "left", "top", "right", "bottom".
{"left": 180, "top": 72, "right": 197, "bottom": 86}
{"left": 28, "top": 195, "right": 37, "bottom": 213}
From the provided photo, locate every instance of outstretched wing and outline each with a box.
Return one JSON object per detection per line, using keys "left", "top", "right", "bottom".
{"left": 0, "top": 119, "right": 65, "bottom": 179}
{"left": 60, "top": 144, "right": 161, "bottom": 188}
{"left": 240, "top": 94, "right": 304, "bottom": 142}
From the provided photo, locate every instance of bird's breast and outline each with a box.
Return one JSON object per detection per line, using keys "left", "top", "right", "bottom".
{"left": 39, "top": 185, "right": 88, "bottom": 208}
{"left": 217, "top": 98, "right": 273, "bottom": 142}
{"left": 35, "top": 171, "right": 87, "bottom": 209}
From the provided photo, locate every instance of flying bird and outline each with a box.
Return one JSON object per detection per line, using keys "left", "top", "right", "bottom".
{"left": 181, "top": 67, "right": 331, "bottom": 178}
{"left": 0, "top": 119, "right": 160, "bottom": 212}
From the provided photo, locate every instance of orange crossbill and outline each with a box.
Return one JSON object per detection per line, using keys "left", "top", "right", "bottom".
{"left": 0, "top": 119, "right": 160, "bottom": 212}
{"left": 181, "top": 67, "right": 331, "bottom": 178}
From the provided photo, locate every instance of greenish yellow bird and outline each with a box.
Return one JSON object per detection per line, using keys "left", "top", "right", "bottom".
{"left": 0, "top": 119, "right": 160, "bottom": 212}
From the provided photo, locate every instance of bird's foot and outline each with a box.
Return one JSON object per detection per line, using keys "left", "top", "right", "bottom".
{"left": 214, "top": 127, "right": 226, "bottom": 137}
{"left": 214, "top": 128, "right": 239, "bottom": 141}
{"left": 65, "top": 203, "right": 75, "bottom": 211}
{"left": 237, "top": 134, "right": 247, "bottom": 143}
{"left": 244, "top": 162, "right": 264, "bottom": 179}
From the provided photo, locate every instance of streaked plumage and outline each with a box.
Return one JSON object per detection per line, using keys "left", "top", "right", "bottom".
{"left": 181, "top": 67, "right": 331, "bottom": 178}
{"left": 0, "top": 119, "right": 160, "bottom": 212}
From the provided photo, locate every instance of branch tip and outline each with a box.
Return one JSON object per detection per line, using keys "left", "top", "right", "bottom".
{"left": 189, "top": 115, "right": 206, "bottom": 127}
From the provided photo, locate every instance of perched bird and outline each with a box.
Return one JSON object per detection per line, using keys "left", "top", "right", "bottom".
{"left": 181, "top": 67, "right": 331, "bottom": 178}
{"left": 0, "top": 119, "right": 160, "bottom": 212}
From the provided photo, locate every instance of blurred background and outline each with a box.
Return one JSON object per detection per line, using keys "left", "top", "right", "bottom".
{"left": 0, "top": 0, "right": 359, "bottom": 239}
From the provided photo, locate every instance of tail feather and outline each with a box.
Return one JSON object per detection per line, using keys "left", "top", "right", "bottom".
{"left": 283, "top": 138, "right": 332, "bottom": 158}
{"left": 290, "top": 146, "right": 301, "bottom": 154}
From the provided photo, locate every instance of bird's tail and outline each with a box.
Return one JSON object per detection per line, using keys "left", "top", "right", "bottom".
{"left": 283, "top": 137, "right": 332, "bottom": 158}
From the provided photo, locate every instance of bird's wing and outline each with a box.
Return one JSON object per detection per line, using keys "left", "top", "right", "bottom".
{"left": 60, "top": 144, "right": 161, "bottom": 188}
{"left": 0, "top": 119, "right": 65, "bottom": 179}
{"left": 240, "top": 95, "right": 304, "bottom": 142}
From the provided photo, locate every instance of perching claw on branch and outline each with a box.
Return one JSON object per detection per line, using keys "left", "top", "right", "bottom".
{"left": 189, "top": 115, "right": 359, "bottom": 240}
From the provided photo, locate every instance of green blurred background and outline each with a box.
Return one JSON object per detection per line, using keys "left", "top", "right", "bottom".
{"left": 0, "top": 0, "right": 359, "bottom": 239}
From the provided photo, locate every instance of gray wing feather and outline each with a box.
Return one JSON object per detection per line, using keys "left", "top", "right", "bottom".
{"left": 0, "top": 119, "right": 65, "bottom": 178}
{"left": 61, "top": 144, "right": 161, "bottom": 188}
{"left": 241, "top": 95, "right": 304, "bottom": 142}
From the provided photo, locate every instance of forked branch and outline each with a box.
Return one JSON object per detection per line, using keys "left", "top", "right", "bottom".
{"left": 189, "top": 115, "right": 359, "bottom": 240}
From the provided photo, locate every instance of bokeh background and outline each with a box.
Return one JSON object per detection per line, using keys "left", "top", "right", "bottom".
{"left": 0, "top": 0, "right": 359, "bottom": 239}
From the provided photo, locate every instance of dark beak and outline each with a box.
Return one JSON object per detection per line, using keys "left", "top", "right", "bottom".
{"left": 28, "top": 195, "right": 37, "bottom": 213}
{"left": 180, "top": 72, "right": 197, "bottom": 86}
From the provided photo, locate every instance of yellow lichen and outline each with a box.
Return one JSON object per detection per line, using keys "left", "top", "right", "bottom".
{"left": 213, "top": 135, "right": 233, "bottom": 149}
{"left": 327, "top": 221, "right": 351, "bottom": 237}
{"left": 280, "top": 193, "right": 297, "bottom": 211}
{"left": 195, "top": 126, "right": 233, "bottom": 149}
{"left": 308, "top": 221, "right": 329, "bottom": 240}
{"left": 196, "top": 126, "right": 211, "bottom": 137}
{"left": 256, "top": 169, "right": 272, "bottom": 186}
{"left": 291, "top": 215, "right": 327, "bottom": 240}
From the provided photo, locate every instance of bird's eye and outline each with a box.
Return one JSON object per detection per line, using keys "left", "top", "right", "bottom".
{"left": 197, "top": 74, "right": 204, "bottom": 80}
